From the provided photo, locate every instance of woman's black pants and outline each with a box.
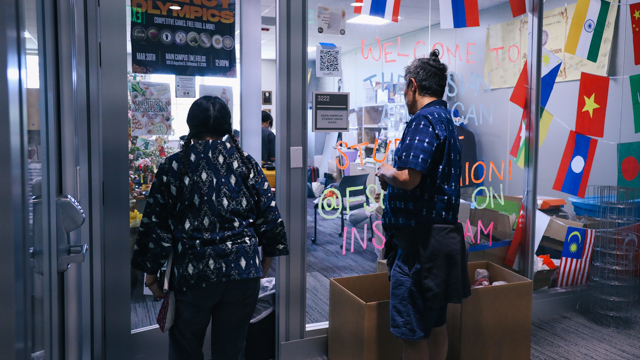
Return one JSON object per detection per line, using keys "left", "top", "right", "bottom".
{"left": 169, "top": 278, "right": 260, "bottom": 360}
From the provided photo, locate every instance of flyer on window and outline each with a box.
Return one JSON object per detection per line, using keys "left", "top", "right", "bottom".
{"left": 130, "top": 0, "right": 236, "bottom": 77}
{"left": 130, "top": 81, "right": 172, "bottom": 136}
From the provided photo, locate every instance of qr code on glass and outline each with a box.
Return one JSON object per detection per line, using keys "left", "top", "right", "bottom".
{"left": 319, "top": 49, "right": 340, "bottom": 72}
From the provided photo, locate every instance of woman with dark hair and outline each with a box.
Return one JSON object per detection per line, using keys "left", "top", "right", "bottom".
{"left": 132, "top": 96, "right": 289, "bottom": 360}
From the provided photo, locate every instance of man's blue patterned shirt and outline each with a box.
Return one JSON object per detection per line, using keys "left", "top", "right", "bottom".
{"left": 383, "top": 100, "right": 461, "bottom": 233}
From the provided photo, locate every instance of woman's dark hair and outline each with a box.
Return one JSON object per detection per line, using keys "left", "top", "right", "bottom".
{"left": 404, "top": 49, "right": 448, "bottom": 99}
{"left": 182, "top": 96, "right": 249, "bottom": 177}
{"left": 262, "top": 110, "right": 273, "bottom": 128}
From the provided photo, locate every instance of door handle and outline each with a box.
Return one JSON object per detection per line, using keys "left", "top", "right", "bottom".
{"left": 59, "top": 244, "right": 88, "bottom": 268}
{"left": 57, "top": 195, "right": 87, "bottom": 272}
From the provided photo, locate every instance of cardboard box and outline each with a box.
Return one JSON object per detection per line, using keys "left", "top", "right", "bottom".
{"left": 328, "top": 273, "right": 402, "bottom": 360}
{"left": 467, "top": 241, "right": 511, "bottom": 269}
{"left": 447, "top": 261, "right": 532, "bottom": 360}
{"left": 540, "top": 217, "right": 584, "bottom": 251}
{"left": 469, "top": 208, "right": 514, "bottom": 241}
{"left": 533, "top": 269, "right": 556, "bottom": 290}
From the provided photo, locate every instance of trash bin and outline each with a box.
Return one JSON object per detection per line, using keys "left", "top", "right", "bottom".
{"left": 245, "top": 277, "right": 276, "bottom": 360}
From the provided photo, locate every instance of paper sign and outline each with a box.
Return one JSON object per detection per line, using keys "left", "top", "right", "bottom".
{"left": 316, "top": 45, "right": 342, "bottom": 77}
{"left": 199, "top": 85, "right": 233, "bottom": 110}
{"left": 534, "top": 211, "right": 551, "bottom": 252}
{"left": 130, "top": 81, "right": 172, "bottom": 136}
{"left": 313, "top": 92, "right": 349, "bottom": 132}
{"left": 317, "top": 6, "right": 346, "bottom": 35}
{"left": 176, "top": 76, "right": 196, "bottom": 98}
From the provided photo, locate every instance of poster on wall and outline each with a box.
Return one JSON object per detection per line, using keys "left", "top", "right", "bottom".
{"left": 130, "top": 81, "right": 172, "bottom": 136}
{"left": 199, "top": 85, "right": 233, "bottom": 109}
{"left": 130, "top": 0, "right": 236, "bottom": 77}
{"left": 316, "top": 44, "right": 342, "bottom": 77}
{"left": 484, "top": 3, "right": 617, "bottom": 89}
{"left": 317, "top": 6, "right": 346, "bottom": 35}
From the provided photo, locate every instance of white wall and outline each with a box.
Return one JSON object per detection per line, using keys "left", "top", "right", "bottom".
{"left": 337, "top": 0, "right": 639, "bottom": 212}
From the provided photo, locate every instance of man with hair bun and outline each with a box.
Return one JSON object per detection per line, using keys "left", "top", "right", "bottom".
{"left": 376, "top": 49, "right": 471, "bottom": 360}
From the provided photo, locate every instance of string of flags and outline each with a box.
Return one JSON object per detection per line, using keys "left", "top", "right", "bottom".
{"left": 353, "top": 0, "right": 402, "bottom": 23}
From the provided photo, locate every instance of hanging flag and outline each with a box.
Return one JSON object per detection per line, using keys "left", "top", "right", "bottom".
{"left": 618, "top": 141, "right": 640, "bottom": 188}
{"left": 439, "top": 0, "right": 480, "bottom": 29}
{"left": 504, "top": 204, "right": 526, "bottom": 268}
{"left": 553, "top": 131, "right": 598, "bottom": 198}
{"left": 510, "top": 113, "right": 527, "bottom": 169}
{"left": 539, "top": 108, "right": 554, "bottom": 146}
{"left": 565, "top": 0, "right": 611, "bottom": 63}
{"left": 509, "top": 0, "right": 526, "bottom": 18}
{"left": 510, "top": 61, "right": 527, "bottom": 109}
{"left": 630, "top": 2, "right": 640, "bottom": 65}
{"left": 540, "top": 48, "right": 563, "bottom": 109}
{"left": 575, "top": 72, "right": 609, "bottom": 138}
{"left": 353, "top": 0, "right": 402, "bottom": 23}
{"left": 631, "top": 74, "right": 640, "bottom": 134}
{"left": 557, "top": 227, "right": 595, "bottom": 287}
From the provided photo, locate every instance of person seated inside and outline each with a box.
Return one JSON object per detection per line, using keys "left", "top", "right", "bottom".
{"left": 261, "top": 111, "right": 276, "bottom": 163}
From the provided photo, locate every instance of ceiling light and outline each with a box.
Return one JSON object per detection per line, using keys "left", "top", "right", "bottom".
{"left": 347, "top": 15, "right": 390, "bottom": 25}
{"left": 169, "top": 5, "right": 181, "bottom": 10}
{"left": 307, "top": 46, "right": 317, "bottom": 52}
{"left": 351, "top": 2, "right": 363, "bottom": 6}
{"left": 23, "top": 31, "right": 31, "bottom": 38}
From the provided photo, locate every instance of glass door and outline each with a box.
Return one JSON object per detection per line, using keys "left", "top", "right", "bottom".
{"left": 0, "top": 0, "right": 90, "bottom": 358}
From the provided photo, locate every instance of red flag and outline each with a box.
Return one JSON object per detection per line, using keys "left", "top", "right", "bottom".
{"left": 631, "top": 2, "right": 640, "bottom": 65}
{"left": 504, "top": 204, "right": 525, "bottom": 268}
{"left": 509, "top": 0, "right": 527, "bottom": 17}
{"left": 510, "top": 61, "right": 527, "bottom": 109}
{"left": 575, "top": 73, "right": 609, "bottom": 138}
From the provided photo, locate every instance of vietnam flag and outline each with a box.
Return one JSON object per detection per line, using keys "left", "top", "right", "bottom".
{"left": 575, "top": 73, "right": 609, "bottom": 138}
{"left": 553, "top": 131, "right": 598, "bottom": 198}
{"left": 631, "top": 2, "right": 640, "bottom": 65}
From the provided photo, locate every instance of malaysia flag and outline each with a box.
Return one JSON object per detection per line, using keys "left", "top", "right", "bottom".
{"left": 553, "top": 131, "right": 598, "bottom": 198}
{"left": 353, "top": 0, "right": 402, "bottom": 23}
{"left": 439, "top": 0, "right": 480, "bottom": 29}
{"left": 557, "top": 227, "right": 595, "bottom": 288}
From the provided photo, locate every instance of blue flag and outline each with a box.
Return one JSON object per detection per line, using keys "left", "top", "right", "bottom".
{"left": 562, "top": 227, "right": 586, "bottom": 259}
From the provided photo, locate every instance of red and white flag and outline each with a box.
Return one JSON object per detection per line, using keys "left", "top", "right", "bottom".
{"left": 557, "top": 228, "right": 595, "bottom": 288}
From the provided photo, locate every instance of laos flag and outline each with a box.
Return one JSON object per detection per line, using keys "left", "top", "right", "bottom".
{"left": 439, "top": 0, "right": 480, "bottom": 29}
{"left": 353, "top": 0, "right": 402, "bottom": 23}
{"left": 553, "top": 131, "right": 598, "bottom": 198}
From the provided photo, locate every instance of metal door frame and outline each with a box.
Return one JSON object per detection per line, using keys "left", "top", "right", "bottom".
{"left": 0, "top": 0, "right": 31, "bottom": 357}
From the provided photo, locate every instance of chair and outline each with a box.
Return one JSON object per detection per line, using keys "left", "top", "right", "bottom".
{"left": 310, "top": 174, "right": 373, "bottom": 244}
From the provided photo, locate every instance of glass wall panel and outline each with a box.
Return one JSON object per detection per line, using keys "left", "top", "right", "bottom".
{"left": 305, "top": 0, "right": 532, "bottom": 327}
{"left": 533, "top": 0, "right": 640, "bottom": 322}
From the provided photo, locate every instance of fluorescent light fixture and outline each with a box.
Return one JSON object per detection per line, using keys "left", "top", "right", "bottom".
{"left": 347, "top": 15, "right": 390, "bottom": 25}
{"left": 351, "top": 2, "right": 363, "bottom": 6}
{"left": 307, "top": 46, "right": 317, "bottom": 52}
{"left": 169, "top": 5, "right": 181, "bottom": 10}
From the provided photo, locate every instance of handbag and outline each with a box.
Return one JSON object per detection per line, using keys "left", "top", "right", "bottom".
{"left": 156, "top": 253, "right": 175, "bottom": 333}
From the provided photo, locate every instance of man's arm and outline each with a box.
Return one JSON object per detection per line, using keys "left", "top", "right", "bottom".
{"left": 376, "top": 162, "right": 422, "bottom": 190}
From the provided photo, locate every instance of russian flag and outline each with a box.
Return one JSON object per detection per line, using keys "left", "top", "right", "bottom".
{"left": 353, "top": 0, "right": 402, "bottom": 23}
{"left": 553, "top": 131, "right": 598, "bottom": 198}
{"left": 439, "top": 0, "right": 480, "bottom": 29}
